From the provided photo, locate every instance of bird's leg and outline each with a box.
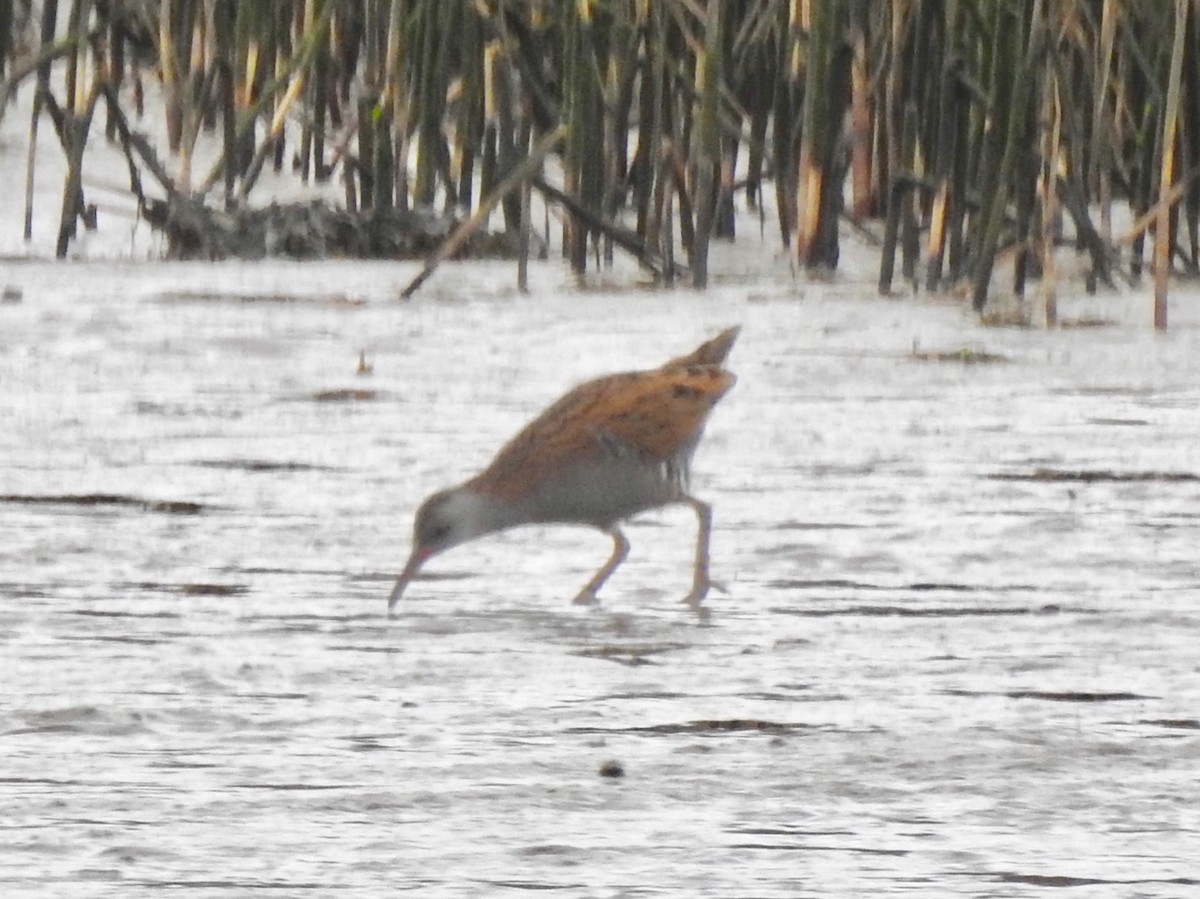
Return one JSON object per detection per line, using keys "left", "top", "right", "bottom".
{"left": 572, "top": 526, "right": 630, "bottom": 605}
{"left": 681, "top": 497, "right": 712, "bottom": 607}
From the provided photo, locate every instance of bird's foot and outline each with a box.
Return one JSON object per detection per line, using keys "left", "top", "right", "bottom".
{"left": 682, "top": 593, "right": 712, "bottom": 624}
{"left": 571, "top": 588, "right": 600, "bottom": 606}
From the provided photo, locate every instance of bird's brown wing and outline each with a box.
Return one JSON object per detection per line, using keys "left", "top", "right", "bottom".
{"left": 472, "top": 365, "right": 736, "bottom": 501}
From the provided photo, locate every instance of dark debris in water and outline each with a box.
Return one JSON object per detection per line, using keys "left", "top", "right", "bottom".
{"left": 1141, "top": 718, "right": 1200, "bottom": 730}
{"left": 0, "top": 493, "right": 206, "bottom": 514}
{"left": 515, "top": 845, "right": 580, "bottom": 858}
{"left": 156, "top": 289, "right": 305, "bottom": 304}
{"left": 75, "top": 607, "right": 180, "bottom": 619}
{"left": 595, "top": 690, "right": 689, "bottom": 701}
{"left": 769, "top": 577, "right": 884, "bottom": 590}
{"left": 147, "top": 500, "right": 206, "bottom": 514}
{"left": 728, "top": 841, "right": 909, "bottom": 856}
{"left": 570, "top": 719, "right": 810, "bottom": 736}
{"left": 114, "top": 579, "right": 252, "bottom": 599}
{"left": 598, "top": 759, "right": 625, "bottom": 779}
{"left": 1007, "top": 690, "right": 1151, "bottom": 702}
{"left": 729, "top": 826, "right": 855, "bottom": 838}
{"left": 989, "top": 468, "right": 1200, "bottom": 483}
{"left": 178, "top": 583, "right": 247, "bottom": 597}
{"left": 774, "top": 520, "right": 869, "bottom": 531}
{"left": 574, "top": 642, "right": 689, "bottom": 666}
{"left": 153, "top": 289, "right": 369, "bottom": 306}
{"left": 228, "top": 782, "right": 342, "bottom": 791}
{"left": 481, "top": 880, "right": 590, "bottom": 892}
{"left": 1086, "top": 417, "right": 1151, "bottom": 427}
{"left": 637, "top": 719, "right": 807, "bottom": 735}
{"left": 911, "top": 347, "right": 1009, "bottom": 364}
{"left": 771, "top": 604, "right": 1064, "bottom": 618}
{"left": 1058, "top": 317, "right": 1120, "bottom": 329}
{"left": 947, "top": 689, "right": 1153, "bottom": 703}
{"left": 75, "top": 634, "right": 165, "bottom": 646}
{"left": 0, "top": 583, "right": 50, "bottom": 599}
{"left": 311, "top": 388, "right": 379, "bottom": 402}
{"left": 124, "top": 880, "right": 329, "bottom": 890}
{"left": 767, "top": 578, "right": 1039, "bottom": 594}
{"left": 995, "top": 872, "right": 1200, "bottom": 888}
{"left": 195, "top": 459, "right": 332, "bottom": 472}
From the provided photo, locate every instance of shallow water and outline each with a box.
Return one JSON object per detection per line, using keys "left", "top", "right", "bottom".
{"left": 2, "top": 258, "right": 1199, "bottom": 897}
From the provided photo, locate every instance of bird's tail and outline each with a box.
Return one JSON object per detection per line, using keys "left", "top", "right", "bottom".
{"left": 661, "top": 325, "right": 740, "bottom": 370}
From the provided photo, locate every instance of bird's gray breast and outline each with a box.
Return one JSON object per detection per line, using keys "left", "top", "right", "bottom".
{"left": 521, "top": 429, "right": 693, "bottom": 526}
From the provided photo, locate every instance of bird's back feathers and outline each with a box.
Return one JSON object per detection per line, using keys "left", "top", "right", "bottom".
{"left": 469, "top": 330, "right": 738, "bottom": 502}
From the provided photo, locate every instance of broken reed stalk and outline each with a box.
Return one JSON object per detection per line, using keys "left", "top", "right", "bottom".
{"left": 636, "top": 2, "right": 669, "bottom": 256}
{"left": 689, "top": 0, "right": 722, "bottom": 288}
{"left": 384, "top": 0, "right": 410, "bottom": 211}
{"left": 453, "top": 8, "right": 483, "bottom": 214}
{"left": 56, "top": 77, "right": 101, "bottom": 258}
{"left": 23, "top": 0, "right": 60, "bottom": 241}
{"left": 158, "top": 0, "right": 182, "bottom": 153}
{"left": 972, "top": 0, "right": 1043, "bottom": 312}
{"left": 517, "top": 117, "right": 532, "bottom": 292}
{"left": 532, "top": 177, "right": 662, "bottom": 274}
{"left": 899, "top": 102, "right": 921, "bottom": 284}
{"left": 0, "top": 0, "right": 10, "bottom": 76}
{"left": 411, "top": 2, "right": 448, "bottom": 208}
{"left": 207, "top": 0, "right": 336, "bottom": 199}
{"left": 400, "top": 124, "right": 566, "bottom": 299}
{"left": 1155, "top": 0, "right": 1188, "bottom": 331}
{"left": 846, "top": 8, "right": 872, "bottom": 221}
{"left": 1039, "top": 28, "right": 1062, "bottom": 327}
{"left": 214, "top": 0, "right": 235, "bottom": 202}
{"left": 601, "top": 4, "right": 638, "bottom": 267}
{"left": 924, "top": 0, "right": 961, "bottom": 293}
{"left": 10, "top": 0, "right": 1199, "bottom": 310}
{"left": 307, "top": 0, "right": 330, "bottom": 184}
{"left": 0, "top": 34, "right": 83, "bottom": 126}
{"left": 794, "top": 0, "right": 823, "bottom": 267}
{"left": 1090, "top": 0, "right": 1118, "bottom": 249}
{"left": 560, "top": 0, "right": 606, "bottom": 275}
{"left": 54, "top": 0, "right": 101, "bottom": 259}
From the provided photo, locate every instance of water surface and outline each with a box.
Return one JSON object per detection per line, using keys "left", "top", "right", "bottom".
{"left": 2, "top": 259, "right": 1198, "bottom": 897}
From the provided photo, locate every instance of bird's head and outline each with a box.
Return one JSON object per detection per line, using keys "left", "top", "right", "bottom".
{"left": 387, "top": 486, "right": 493, "bottom": 610}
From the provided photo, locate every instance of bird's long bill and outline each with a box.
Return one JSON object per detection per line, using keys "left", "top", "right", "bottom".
{"left": 387, "top": 547, "right": 431, "bottom": 610}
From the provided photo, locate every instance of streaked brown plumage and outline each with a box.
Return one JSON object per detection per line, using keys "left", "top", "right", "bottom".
{"left": 388, "top": 326, "right": 739, "bottom": 612}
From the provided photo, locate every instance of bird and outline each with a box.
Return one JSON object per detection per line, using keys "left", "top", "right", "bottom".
{"left": 387, "top": 325, "right": 740, "bottom": 613}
